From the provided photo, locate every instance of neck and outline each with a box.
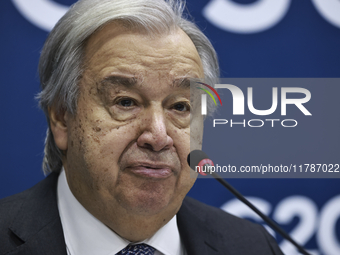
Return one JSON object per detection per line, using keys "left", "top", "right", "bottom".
{"left": 107, "top": 211, "right": 177, "bottom": 242}
{"left": 85, "top": 200, "right": 181, "bottom": 242}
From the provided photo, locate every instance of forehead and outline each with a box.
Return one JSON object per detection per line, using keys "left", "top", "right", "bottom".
{"left": 83, "top": 22, "right": 204, "bottom": 82}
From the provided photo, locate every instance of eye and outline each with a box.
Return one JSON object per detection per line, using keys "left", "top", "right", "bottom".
{"left": 173, "top": 102, "right": 190, "bottom": 112}
{"left": 117, "top": 98, "right": 135, "bottom": 107}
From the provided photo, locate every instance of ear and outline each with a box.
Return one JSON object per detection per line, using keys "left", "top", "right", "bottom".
{"left": 49, "top": 107, "right": 68, "bottom": 151}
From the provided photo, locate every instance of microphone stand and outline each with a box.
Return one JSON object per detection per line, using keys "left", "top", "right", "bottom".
{"left": 210, "top": 172, "right": 310, "bottom": 255}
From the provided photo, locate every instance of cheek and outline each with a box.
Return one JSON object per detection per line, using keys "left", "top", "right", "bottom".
{"left": 169, "top": 123, "right": 200, "bottom": 195}
{"left": 190, "top": 116, "right": 204, "bottom": 151}
{"left": 169, "top": 127, "right": 190, "bottom": 170}
{"left": 86, "top": 122, "right": 140, "bottom": 168}
{"left": 173, "top": 130, "right": 197, "bottom": 199}
{"left": 173, "top": 163, "right": 197, "bottom": 205}
{"left": 69, "top": 112, "right": 141, "bottom": 179}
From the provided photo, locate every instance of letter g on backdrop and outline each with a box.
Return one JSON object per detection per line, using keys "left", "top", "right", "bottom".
{"left": 203, "top": 0, "right": 291, "bottom": 33}
{"left": 202, "top": 0, "right": 340, "bottom": 33}
{"left": 11, "top": 0, "right": 340, "bottom": 33}
{"left": 11, "top": 0, "right": 69, "bottom": 31}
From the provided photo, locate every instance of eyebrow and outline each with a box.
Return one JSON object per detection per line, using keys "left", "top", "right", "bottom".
{"left": 101, "top": 75, "right": 193, "bottom": 89}
{"left": 172, "top": 77, "right": 191, "bottom": 89}
{"left": 101, "top": 75, "right": 138, "bottom": 88}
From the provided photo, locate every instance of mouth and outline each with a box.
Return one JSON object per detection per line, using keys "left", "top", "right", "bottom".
{"left": 126, "top": 162, "right": 174, "bottom": 179}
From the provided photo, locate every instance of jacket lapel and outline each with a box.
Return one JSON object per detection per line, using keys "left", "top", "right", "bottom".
{"left": 177, "top": 197, "right": 226, "bottom": 255}
{"left": 7, "top": 172, "right": 67, "bottom": 255}
{"left": 6, "top": 173, "right": 229, "bottom": 255}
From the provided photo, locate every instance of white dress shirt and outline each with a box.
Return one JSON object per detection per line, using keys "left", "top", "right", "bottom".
{"left": 57, "top": 169, "right": 186, "bottom": 255}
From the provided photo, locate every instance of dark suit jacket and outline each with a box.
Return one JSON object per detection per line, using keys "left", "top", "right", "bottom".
{"left": 0, "top": 172, "right": 283, "bottom": 255}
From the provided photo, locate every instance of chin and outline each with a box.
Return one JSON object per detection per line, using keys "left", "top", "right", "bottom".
{"left": 118, "top": 184, "right": 177, "bottom": 216}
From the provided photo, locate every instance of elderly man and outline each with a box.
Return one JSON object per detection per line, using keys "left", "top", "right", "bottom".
{"left": 0, "top": 0, "right": 283, "bottom": 254}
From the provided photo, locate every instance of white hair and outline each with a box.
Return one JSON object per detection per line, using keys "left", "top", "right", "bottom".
{"left": 37, "top": 0, "right": 219, "bottom": 174}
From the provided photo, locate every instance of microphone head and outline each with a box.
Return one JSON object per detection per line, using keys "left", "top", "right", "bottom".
{"left": 187, "top": 150, "right": 214, "bottom": 176}
{"left": 187, "top": 150, "right": 210, "bottom": 170}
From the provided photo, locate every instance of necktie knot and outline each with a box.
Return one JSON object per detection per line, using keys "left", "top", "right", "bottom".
{"left": 116, "top": 243, "right": 156, "bottom": 255}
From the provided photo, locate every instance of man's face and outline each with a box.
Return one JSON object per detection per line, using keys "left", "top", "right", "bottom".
{"left": 59, "top": 23, "right": 204, "bottom": 225}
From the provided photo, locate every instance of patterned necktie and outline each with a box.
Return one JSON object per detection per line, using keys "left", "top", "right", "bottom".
{"left": 116, "top": 243, "right": 156, "bottom": 255}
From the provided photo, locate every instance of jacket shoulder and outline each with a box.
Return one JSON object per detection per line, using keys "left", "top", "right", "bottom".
{"left": 183, "top": 197, "right": 255, "bottom": 231}
{"left": 180, "top": 196, "right": 284, "bottom": 255}
{"left": 0, "top": 172, "right": 63, "bottom": 255}
{"left": 183, "top": 196, "right": 259, "bottom": 230}
{"left": 0, "top": 186, "right": 34, "bottom": 228}
{"left": 0, "top": 172, "right": 59, "bottom": 226}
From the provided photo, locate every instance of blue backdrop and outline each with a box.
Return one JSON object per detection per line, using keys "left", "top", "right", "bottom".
{"left": 1, "top": 1, "right": 339, "bottom": 254}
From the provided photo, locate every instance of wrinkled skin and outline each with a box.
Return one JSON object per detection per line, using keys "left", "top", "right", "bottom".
{"left": 49, "top": 23, "right": 204, "bottom": 241}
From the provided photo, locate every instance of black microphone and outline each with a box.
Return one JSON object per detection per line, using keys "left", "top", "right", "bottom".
{"left": 187, "top": 150, "right": 311, "bottom": 255}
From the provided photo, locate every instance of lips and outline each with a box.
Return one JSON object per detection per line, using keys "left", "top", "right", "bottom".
{"left": 126, "top": 162, "right": 174, "bottom": 178}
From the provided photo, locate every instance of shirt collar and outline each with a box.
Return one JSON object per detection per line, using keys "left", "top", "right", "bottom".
{"left": 57, "top": 169, "right": 183, "bottom": 255}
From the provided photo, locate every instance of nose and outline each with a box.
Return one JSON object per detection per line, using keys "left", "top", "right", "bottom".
{"left": 137, "top": 108, "right": 174, "bottom": 152}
